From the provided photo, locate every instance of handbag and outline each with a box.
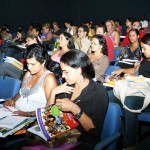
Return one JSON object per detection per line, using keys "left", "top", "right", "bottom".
{"left": 113, "top": 78, "right": 150, "bottom": 113}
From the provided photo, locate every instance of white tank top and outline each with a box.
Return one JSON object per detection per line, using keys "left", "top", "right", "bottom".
{"left": 15, "top": 70, "right": 51, "bottom": 112}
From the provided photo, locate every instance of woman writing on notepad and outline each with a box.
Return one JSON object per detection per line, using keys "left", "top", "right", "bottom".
{"left": 3, "top": 44, "right": 57, "bottom": 117}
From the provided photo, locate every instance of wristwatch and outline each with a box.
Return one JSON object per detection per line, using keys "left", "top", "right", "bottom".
{"left": 74, "top": 109, "right": 83, "bottom": 120}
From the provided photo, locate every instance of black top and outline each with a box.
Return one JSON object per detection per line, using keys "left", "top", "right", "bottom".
{"left": 57, "top": 80, "right": 109, "bottom": 146}
{"left": 139, "top": 58, "right": 150, "bottom": 78}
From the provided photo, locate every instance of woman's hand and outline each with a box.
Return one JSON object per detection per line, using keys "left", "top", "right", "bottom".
{"left": 55, "top": 98, "right": 80, "bottom": 115}
{"left": 52, "top": 83, "right": 74, "bottom": 95}
{"left": 111, "top": 69, "right": 123, "bottom": 76}
{"left": 3, "top": 99, "right": 15, "bottom": 107}
{"left": 13, "top": 110, "right": 28, "bottom": 116}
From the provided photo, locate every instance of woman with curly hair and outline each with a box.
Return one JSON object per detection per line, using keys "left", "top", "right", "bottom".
{"left": 88, "top": 34, "right": 109, "bottom": 82}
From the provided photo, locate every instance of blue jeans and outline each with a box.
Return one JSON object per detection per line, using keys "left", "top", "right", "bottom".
{"left": 107, "top": 90, "right": 150, "bottom": 148}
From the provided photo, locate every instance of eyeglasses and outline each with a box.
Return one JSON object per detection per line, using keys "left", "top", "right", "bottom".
{"left": 61, "top": 70, "right": 71, "bottom": 76}
{"left": 91, "top": 42, "right": 99, "bottom": 45}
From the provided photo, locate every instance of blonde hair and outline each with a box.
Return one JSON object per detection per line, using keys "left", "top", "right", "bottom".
{"left": 106, "top": 20, "right": 116, "bottom": 31}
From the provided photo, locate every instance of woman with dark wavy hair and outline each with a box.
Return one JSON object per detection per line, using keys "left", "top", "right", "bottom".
{"left": 4, "top": 44, "right": 57, "bottom": 117}
{"left": 48, "top": 32, "right": 75, "bottom": 83}
{"left": 88, "top": 34, "right": 109, "bottom": 82}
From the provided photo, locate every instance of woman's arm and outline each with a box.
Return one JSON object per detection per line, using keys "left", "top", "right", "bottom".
{"left": 47, "top": 83, "right": 75, "bottom": 105}
{"left": 96, "top": 57, "right": 110, "bottom": 82}
{"left": 73, "top": 26, "right": 77, "bottom": 36}
{"left": 112, "top": 64, "right": 140, "bottom": 76}
{"left": 114, "top": 31, "right": 120, "bottom": 47}
{"left": 56, "top": 99, "right": 95, "bottom": 131}
{"left": 13, "top": 110, "right": 36, "bottom": 117}
{"left": 3, "top": 93, "right": 21, "bottom": 107}
{"left": 43, "top": 73, "right": 58, "bottom": 102}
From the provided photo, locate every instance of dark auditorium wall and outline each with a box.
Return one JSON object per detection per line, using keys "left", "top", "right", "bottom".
{"left": 0, "top": 0, "right": 150, "bottom": 32}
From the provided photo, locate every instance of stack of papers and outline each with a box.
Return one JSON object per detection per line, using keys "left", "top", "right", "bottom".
{"left": 0, "top": 116, "right": 28, "bottom": 129}
{"left": 0, "top": 104, "right": 18, "bottom": 119}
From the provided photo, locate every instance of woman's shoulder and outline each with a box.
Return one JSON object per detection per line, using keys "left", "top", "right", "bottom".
{"left": 22, "top": 71, "right": 30, "bottom": 82}
{"left": 114, "top": 30, "right": 119, "bottom": 36}
{"left": 97, "top": 55, "right": 109, "bottom": 62}
{"left": 89, "top": 80, "right": 106, "bottom": 91}
{"left": 43, "top": 71, "right": 56, "bottom": 84}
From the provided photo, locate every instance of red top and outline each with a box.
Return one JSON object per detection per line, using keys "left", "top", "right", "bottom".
{"left": 121, "top": 30, "right": 145, "bottom": 47}
{"left": 105, "top": 35, "right": 114, "bottom": 60}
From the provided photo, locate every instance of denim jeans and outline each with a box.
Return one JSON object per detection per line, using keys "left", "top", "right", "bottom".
{"left": 107, "top": 90, "right": 150, "bottom": 148}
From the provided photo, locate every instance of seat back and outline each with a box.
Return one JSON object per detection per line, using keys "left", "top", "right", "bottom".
{"left": 0, "top": 76, "right": 21, "bottom": 100}
{"left": 105, "top": 65, "right": 120, "bottom": 75}
{"left": 139, "top": 112, "right": 150, "bottom": 122}
{"left": 101, "top": 102, "right": 121, "bottom": 150}
{"left": 114, "top": 49, "right": 121, "bottom": 61}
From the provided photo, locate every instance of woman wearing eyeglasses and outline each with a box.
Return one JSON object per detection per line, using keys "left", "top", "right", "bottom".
{"left": 48, "top": 50, "right": 108, "bottom": 149}
{"left": 88, "top": 34, "right": 109, "bottom": 83}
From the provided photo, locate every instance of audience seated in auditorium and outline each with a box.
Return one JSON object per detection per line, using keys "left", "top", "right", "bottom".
{"left": 96, "top": 25, "right": 114, "bottom": 60}
{"left": 3, "top": 44, "right": 57, "bottom": 117}
{"left": 105, "top": 20, "right": 120, "bottom": 47}
{"left": 74, "top": 25, "right": 91, "bottom": 54}
{"left": 48, "top": 50, "right": 109, "bottom": 150}
{"left": 88, "top": 34, "right": 109, "bottom": 83}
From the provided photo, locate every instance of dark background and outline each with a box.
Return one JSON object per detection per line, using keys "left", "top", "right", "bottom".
{"left": 0, "top": 0, "right": 149, "bottom": 32}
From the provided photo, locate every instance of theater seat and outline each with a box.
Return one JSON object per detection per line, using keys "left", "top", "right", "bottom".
{"left": 0, "top": 76, "right": 21, "bottom": 100}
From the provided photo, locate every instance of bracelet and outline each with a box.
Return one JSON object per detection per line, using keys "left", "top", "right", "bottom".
{"left": 29, "top": 112, "right": 34, "bottom": 117}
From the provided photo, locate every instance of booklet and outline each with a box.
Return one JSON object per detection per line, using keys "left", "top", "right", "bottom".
{"left": 0, "top": 117, "right": 34, "bottom": 138}
{"left": 27, "top": 124, "right": 47, "bottom": 141}
{"left": 29, "top": 105, "right": 79, "bottom": 141}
